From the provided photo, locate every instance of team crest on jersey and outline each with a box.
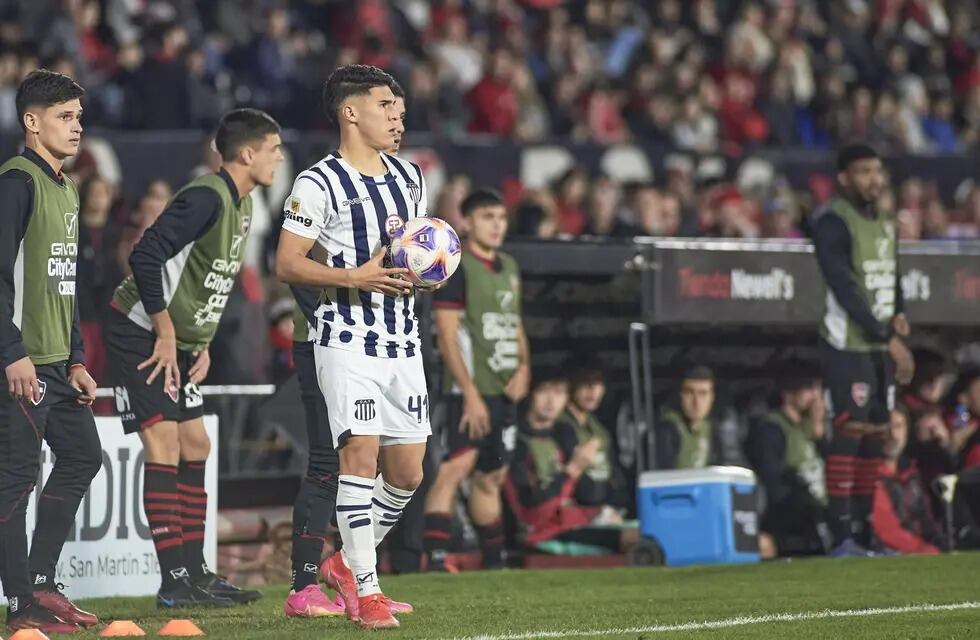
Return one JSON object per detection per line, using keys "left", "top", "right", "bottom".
{"left": 64, "top": 210, "right": 78, "bottom": 239}
{"left": 32, "top": 380, "right": 47, "bottom": 406}
{"left": 385, "top": 214, "right": 405, "bottom": 239}
{"left": 406, "top": 180, "right": 421, "bottom": 204}
{"left": 287, "top": 195, "right": 302, "bottom": 214}
{"left": 851, "top": 382, "right": 870, "bottom": 408}
{"left": 166, "top": 382, "right": 179, "bottom": 404}
{"left": 496, "top": 290, "right": 515, "bottom": 312}
{"left": 876, "top": 237, "right": 892, "bottom": 259}
{"left": 241, "top": 215, "right": 251, "bottom": 235}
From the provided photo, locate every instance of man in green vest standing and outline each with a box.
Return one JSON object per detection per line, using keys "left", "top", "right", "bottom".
{"left": 107, "top": 109, "right": 283, "bottom": 607}
{"left": 811, "top": 144, "right": 914, "bottom": 557}
{"left": 424, "top": 189, "right": 530, "bottom": 571}
{"left": 0, "top": 69, "right": 103, "bottom": 635}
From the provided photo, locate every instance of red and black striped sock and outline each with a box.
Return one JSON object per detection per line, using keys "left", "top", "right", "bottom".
{"left": 178, "top": 460, "right": 208, "bottom": 579}
{"left": 423, "top": 512, "right": 452, "bottom": 562}
{"left": 475, "top": 519, "right": 505, "bottom": 568}
{"left": 144, "top": 463, "right": 186, "bottom": 589}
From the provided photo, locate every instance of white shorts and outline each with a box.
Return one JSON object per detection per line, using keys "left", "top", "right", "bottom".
{"left": 314, "top": 345, "right": 432, "bottom": 448}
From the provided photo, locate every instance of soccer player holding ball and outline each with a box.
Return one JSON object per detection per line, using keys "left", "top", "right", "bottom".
{"left": 277, "top": 64, "right": 453, "bottom": 629}
{"left": 283, "top": 84, "right": 409, "bottom": 618}
{"left": 107, "top": 109, "right": 283, "bottom": 607}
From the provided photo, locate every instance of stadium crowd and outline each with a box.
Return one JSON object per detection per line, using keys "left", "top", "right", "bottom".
{"left": 1, "top": 0, "right": 980, "bottom": 148}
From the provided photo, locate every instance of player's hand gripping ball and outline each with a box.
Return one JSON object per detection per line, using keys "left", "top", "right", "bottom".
{"left": 389, "top": 217, "right": 462, "bottom": 288}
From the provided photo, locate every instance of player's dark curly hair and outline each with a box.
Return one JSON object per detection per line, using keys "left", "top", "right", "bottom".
{"left": 322, "top": 64, "right": 397, "bottom": 127}
{"left": 15, "top": 69, "right": 85, "bottom": 132}
{"left": 214, "top": 108, "right": 280, "bottom": 161}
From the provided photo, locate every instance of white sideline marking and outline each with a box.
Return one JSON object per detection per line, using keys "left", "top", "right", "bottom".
{"left": 448, "top": 601, "right": 980, "bottom": 640}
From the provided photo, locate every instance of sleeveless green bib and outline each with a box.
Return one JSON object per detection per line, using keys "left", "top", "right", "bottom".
{"left": 113, "top": 174, "right": 252, "bottom": 351}
{"left": 821, "top": 197, "right": 896, "bottom": 352}
{"left": 0, "top": 155, "right": 79, "bottom": 365}
{"left": 444, "top": 251, "right": 522, "bottom": 395}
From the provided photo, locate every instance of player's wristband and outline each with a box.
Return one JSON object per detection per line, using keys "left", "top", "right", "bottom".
{"left": 69, "top": 363, "right": 87, "bottom": 371}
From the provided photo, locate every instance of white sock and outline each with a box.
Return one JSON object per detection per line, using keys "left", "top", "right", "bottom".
{"left": 336, "top": 474, "right": 379, "bottom": 597}
{"left": 372, "top": 475, "right": 415, "bottom": 547}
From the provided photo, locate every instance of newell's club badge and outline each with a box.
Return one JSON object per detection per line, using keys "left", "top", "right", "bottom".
{"left": 386, "top": 214, "right": 405, "bottom": 239}
{"left": 406, "top": 180, "right": 421, "bottom": 204}
{"left": 241, "top": 215, "right": 251, "bottom": 235}
{"left": 166, "top": 382, "right": 180, "bottom": 404}
{"left": 32, "top": 380, "right": 47, "bottom": 406}
{"left": 851, "top": 382, "right": 870, "bottom": 408}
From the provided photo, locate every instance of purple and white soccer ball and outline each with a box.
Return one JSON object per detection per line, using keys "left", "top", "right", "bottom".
{"left": 390, "top": 217, "right": 462, "bottom": 288}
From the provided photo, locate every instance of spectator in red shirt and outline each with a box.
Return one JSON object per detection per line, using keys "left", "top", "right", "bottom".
{"left": 467, "top": 49, "right": 519, "bottom": 136}
{"left": 585, "top": 83, "right": 628, "bottom": 144}
{"left": 871, "top": 410, "right": 944, "bottom": 555}
{"left": 945, "top": 368, "right": 980, "bottom": 470}
{"left": 552, "top": 166, "right": 589, "bottom": 236}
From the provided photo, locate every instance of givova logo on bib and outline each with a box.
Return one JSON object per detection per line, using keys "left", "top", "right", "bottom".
{"left": 47, "top": 210, "right": 78, "bottom": 296}
{"left": 193, "top": 238, "right": 244, "bottom": 327}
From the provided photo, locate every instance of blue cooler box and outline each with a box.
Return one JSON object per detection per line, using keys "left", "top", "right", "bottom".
{"left": 637, "top": 466, "right": 760, "bottom": 567}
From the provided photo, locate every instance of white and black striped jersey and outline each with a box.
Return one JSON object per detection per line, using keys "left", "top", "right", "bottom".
{"left": 281, "top": 151, "right": 427, "bottom": 358}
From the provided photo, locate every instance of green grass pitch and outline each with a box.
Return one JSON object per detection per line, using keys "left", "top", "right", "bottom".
{"left": 70, "top": 553, "right": 980, "bottom": 639}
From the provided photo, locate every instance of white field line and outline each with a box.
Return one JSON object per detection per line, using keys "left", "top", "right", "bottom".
{"left": 446, "top": 600, "right": 980, "bottom": 640}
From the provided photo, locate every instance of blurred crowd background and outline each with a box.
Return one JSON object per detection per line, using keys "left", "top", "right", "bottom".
{"left": 3, "top": 0, "right": 980, "bottom": 247}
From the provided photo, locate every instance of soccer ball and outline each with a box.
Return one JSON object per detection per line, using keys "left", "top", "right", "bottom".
{"left": 390, "top": 217, "right": 462, "bottom": 288}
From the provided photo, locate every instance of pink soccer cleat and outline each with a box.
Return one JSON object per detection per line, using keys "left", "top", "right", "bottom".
{"left": 356, "top": 594, "right": 399, "bottom": 629}
{"left": 334, "top": 592, "right": 414, "bottom": 615}
{"left": 321, "top": 552, "right": 359, "bottom": 620}
{"left": 284, "top": 584, "right": 345, "bottom": 618}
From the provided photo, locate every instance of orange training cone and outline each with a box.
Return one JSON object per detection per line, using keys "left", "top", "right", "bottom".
{"left": 100, "top": 620, "right": 146, "bottom": 636}
{"left": 10, "top": 630, "right": 50, "bottom": 640}
{"left": 157, "top": 620, "right": 204, "bottom": 637}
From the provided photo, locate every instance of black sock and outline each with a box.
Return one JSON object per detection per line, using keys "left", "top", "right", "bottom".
{"left": 476, "top": 519, "right": 505, "bottom": 568}
{"left": 291, "top": 449, "right": 338, "bottom": 591}
{"left": 854, "top": 432, "right": 886, "bottom": 547}
{"left": 29, "top": 572, "right": 57, "bottom": 592}
{"left": 423, "top": 513, "right": 452, "bottom": 562}
{"left": 291, "top": 536, "right": 324, "bottom": 592}
{"left": 144, "top": 463, "right": 186, "bottom": 590}
{"left": 826, "top": 427, "right": 861, "bottom": 546}
{"left": 28, "top": 493, "right": 76, "bottom": 592}
{"left": 5, "top": 593, "right": 37, "bottom": 617}
{"left": 178, "top": 460, "right": 208, "bottom": 579}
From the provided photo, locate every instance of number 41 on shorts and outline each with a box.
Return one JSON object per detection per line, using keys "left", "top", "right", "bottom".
{"left": 408, "top": 394, "right": 429, "bottom": 423}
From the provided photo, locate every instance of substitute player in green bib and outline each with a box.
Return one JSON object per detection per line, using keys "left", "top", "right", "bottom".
{"left": 811, "top": 144, "right": 914, "bottom": 558}
{"left": 0, "top": 70, "right": 103, "bottom": 635}
{"left": 424, "top": 189, "right": 530, "bottom": 571}
{"left": 107, "top": 109, "right": 283, "bottom": 608}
